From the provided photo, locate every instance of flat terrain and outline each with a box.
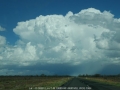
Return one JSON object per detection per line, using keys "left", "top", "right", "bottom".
{"left": 59, "top": 77, "right": 120, "bottom": 90}
{"left": 0, "top": 76, "right": 70, "bottom": 90}
{"left": 1, "top": 76, "right": 120, "bottom": 90}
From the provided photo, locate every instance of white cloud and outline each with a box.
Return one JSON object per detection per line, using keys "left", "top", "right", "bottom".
{"left": 0, "top": 36, "right": 6, "bottom": 46}
{"left": 0, "top": 26, "right": 5, "bottom": 31}
{"left": 80, "top": 8, "right": 101, "bottom": 14}
{"left": 1, "top": 8, "right": 120, "bottom": 75}
{"left": 1, "top": 42, "right": 38, "bottom": 66}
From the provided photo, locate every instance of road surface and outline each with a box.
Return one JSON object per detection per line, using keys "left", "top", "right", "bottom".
{"left": 57, "top": 77, "right": 120, "bottom": 90}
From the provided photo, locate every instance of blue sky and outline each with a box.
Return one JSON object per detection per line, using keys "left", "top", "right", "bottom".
{"left": 0, "top": 0, "right": 120, "bottom": 75}
{"left": 1, "top": 0, "right": 120, "bottom": 44}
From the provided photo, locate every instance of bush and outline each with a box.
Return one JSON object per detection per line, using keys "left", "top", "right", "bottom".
{"left": 94, "top": 74, "right": 101, "bottom": 77}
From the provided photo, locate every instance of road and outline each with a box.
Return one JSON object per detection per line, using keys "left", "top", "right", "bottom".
{"left": 57, "top": 77, "right": 120, "bottom": 90}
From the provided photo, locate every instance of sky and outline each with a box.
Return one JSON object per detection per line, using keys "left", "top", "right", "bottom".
{"left": 0, "top": 0, "right": 120, "bottom": 76}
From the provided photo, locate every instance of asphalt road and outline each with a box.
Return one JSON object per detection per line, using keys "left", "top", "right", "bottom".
{"left": 57, "top": 77, "right": 120, "bottom": 90}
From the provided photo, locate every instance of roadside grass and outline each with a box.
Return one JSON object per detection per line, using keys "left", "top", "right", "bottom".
{"left": 80, "top": 77, "right": 120, "bottom": 87}
{"left": 0, "top": 76, "right": 71, "bottom": 90}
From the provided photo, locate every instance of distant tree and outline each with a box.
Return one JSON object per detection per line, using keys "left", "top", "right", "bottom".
{"left": 53, "top": 74, "right": 58, "bottom": 77}
{"left": 86, "top": 74, "right": 89, "bottom": 77}
{"left": 78, "top": 74, "right": 82, "bottom": 77}
{"left": 94, "top": 74, "right": 101, "bottom": 77}
{"left": 40, "top": 74, "right": 46, "bottom": 77}
{"left": 82, "top": 74, "right": 85, "bottom": 77}
{"left": 80, "top": 74, "right": 86, "bottom": 77}
{"left": 64, "top": 75, "right": 70, "bottom": 77}
{"left": 30, "top": 75, "right": 33, "bottom": 77}
{"left": 117, "top": 74, "right": 120, "bottom": 77}
{"left": 36, "top": 74, "right": 39, "bottom": 77}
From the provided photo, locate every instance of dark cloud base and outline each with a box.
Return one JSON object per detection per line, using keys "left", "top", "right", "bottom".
{"left": 1, "top": 62, "right": 120, "bottom": 76}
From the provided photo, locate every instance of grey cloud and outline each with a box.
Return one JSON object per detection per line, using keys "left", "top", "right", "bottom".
{"left": 99, "top": 63, "right": 120, "bottom": 75}
{"left": 105, "top": 51, "right": 120, "bottom": 58}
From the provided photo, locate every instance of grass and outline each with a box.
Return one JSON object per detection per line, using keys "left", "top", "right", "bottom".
{"left": 0, "top": 76, "right": 71, "bottom": 90}
{"left": 80, "top": 77, "right": 120, "bottom": 87}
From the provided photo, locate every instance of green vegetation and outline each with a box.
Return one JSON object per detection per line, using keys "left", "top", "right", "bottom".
{"left": 0, "top": 75, "right": 71, "bottom": 90}
{"left": 85, "top": 77, "right": 120, "bottom": 87}
{"left": 78, "top": 74, "right": 120, "bottom": 87}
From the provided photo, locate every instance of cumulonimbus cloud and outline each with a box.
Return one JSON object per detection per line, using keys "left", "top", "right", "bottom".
{"left": 0, "top": 8, "right": 120, "bottom": 75}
